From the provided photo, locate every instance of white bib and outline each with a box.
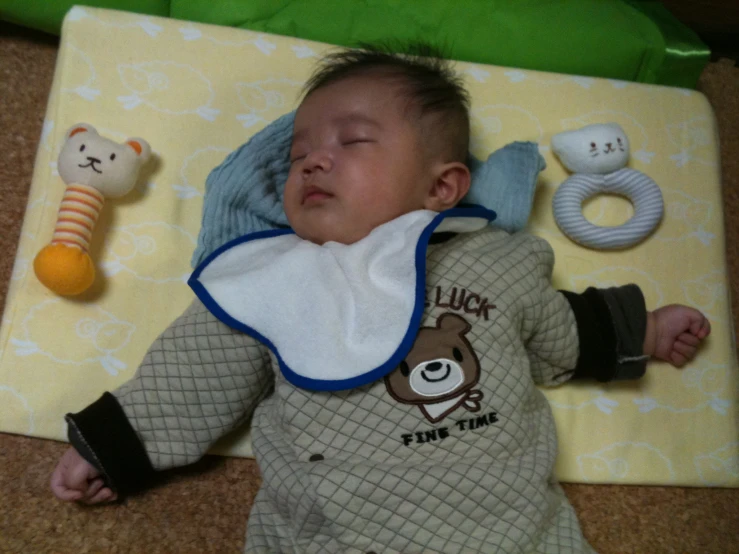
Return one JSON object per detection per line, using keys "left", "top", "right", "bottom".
{"left": 189, "top": 207, "right": 495, "bottom": 390}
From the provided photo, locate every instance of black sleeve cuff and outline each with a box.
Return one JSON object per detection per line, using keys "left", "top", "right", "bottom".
{"left": 562, "top": 284, "right": 648, "bottom": 382}
{"left": 600, "top": 284, "right": 649, "bottom": 380}
{"left": 66, "top": 392, "right": 158, "bottom": 497}
{"left": 68, "top": 424, "right": 102, "bottom": 471}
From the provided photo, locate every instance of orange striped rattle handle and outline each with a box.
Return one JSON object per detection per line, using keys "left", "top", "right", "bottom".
{"left": 50, "top": 184, "right": 105, "bottom": 253}
{"left": 34, "top": 124, "right": 150, "bottom": 296}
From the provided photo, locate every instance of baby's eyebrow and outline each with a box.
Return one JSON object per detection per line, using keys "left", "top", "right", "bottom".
{"left": 332, "top": 113, "right": 381, "bottom": 129}
{"left": 291, "top": 113, "right": 380, "bottom": 145}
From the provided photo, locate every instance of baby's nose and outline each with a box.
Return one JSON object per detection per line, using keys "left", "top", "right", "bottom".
{"left": 302, "top": 151, "right": 332, "bottom": 174}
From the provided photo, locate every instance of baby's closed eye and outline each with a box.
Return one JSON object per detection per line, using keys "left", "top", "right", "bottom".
{"left": 341, "top": 137, "right": 375, "bottom": 146}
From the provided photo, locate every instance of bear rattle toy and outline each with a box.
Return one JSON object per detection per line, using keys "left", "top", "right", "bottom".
{"left": 33, "top": 124, "right": 150, "bottom": 296}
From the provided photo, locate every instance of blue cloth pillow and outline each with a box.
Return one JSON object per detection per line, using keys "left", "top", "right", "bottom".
{"left": 191, "top": 111, "right": 545, "bottom": 268}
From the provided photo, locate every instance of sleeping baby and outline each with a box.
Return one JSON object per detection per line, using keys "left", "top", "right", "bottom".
{"left": 51, "top": 44, "right": 710, "bottom": 553}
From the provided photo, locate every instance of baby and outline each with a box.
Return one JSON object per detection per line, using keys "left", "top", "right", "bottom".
{"left": 51, "top": 45, "right": 710, "bottom": 553}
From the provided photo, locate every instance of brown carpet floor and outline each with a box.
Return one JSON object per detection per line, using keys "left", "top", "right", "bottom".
{"left": 1, "top": 21, "right": 738, "bottom": 554}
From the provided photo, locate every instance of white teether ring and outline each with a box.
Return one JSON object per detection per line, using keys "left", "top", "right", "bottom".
{"left": 552, "top": 168, "right": 663, "bottom": 249}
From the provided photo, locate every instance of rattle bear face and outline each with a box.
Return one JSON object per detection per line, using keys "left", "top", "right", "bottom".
{"left": 551, "top": 123, "right": 629, "bottom": 175}
{"left": 57, "top": 124, "right": 151, "bottom": 198}
{"left": 385, "top": 313, "right": 480, "bottom": 404}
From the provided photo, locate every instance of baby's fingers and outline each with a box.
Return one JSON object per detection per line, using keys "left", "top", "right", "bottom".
{"left": 678, "top": 332, "right": 700, "bottom": 347}
{"left": 699, "top": 317, "right": 711, "bottom": 338}
{"left": 85, "top": 487, "right": 117, "bottom": 505}
{"left": 51, "top": 483, "right": 84, "bottom": 502}
{"left": 50, "top": 465, "right": 83, "bottom": 501}
{"left": 673, "top": 340, "right": 697, "bottom": 360}
{"left": 690, "top": 315, "right": 711, "bottom": 339}
{"left": 670, "top": 351, "right": 688, "bottom": 367}
{"left": 81, "top": 477, "right": 105, "bottom": 501}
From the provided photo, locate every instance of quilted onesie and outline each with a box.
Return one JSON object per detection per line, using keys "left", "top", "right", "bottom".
{"left": 67, "top": 226, "right": 648, "bottom": 553}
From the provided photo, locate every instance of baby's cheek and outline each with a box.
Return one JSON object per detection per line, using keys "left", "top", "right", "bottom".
{"left": 282, "top": 192, "right": 304, "bottom": 230}
{"left": 359, "top": 193, "right": 406, "bottom": 223}
{"left": 282, "top": 176, "right": 301, "bottom": 206}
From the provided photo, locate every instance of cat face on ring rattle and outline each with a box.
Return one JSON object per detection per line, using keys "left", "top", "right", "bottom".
{"left": 552, "top": 123, "right": 630, "bottom": 174}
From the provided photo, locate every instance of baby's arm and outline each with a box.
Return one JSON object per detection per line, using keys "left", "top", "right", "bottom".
{"left": 51, "top": 297, "right": 273, "bottom": 504}
{"left": 521, "top": 237, "right": 709, "bottom": 386}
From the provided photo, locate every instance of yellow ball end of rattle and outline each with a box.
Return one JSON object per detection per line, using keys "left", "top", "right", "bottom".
{"left": 34, "top": 244, "right": 96, "bottom": 296}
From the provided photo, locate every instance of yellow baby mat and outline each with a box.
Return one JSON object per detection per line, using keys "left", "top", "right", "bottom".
{"left": 1, "top": 7, "right": 737, "bottom": 487}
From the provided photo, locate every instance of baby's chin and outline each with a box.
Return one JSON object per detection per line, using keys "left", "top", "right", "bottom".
{"left": 291, "top": 221, "right": 371, "bottom": 246}
{"left": 294, "top": 229, "right": 368, "bottom": 246}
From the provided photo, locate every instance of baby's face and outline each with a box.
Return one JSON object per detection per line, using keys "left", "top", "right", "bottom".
{"left": 284, "top": 75, "right": 436, "bottom": 245}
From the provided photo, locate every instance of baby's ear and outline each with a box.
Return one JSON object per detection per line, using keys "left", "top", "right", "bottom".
{"left": 424, "top": 162, "right": 471, "bottom": 212}
{"left": 125, "top": 137, "right": 151, "bottom": 163}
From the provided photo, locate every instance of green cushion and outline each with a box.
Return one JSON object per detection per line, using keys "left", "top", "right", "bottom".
{"left": 0, "top": 0, "right": 709, "bottom": 88}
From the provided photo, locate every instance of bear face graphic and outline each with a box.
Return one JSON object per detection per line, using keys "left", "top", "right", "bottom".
{"left": 385, "top": 313, "right": 483, "bottom": 423}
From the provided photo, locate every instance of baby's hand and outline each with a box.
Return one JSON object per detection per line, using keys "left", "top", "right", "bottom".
{"left": 644, "top": 305, "right": 711, "bottom": 367}
{"left": 50, "top": 446, "right": 117, "bottom": 504}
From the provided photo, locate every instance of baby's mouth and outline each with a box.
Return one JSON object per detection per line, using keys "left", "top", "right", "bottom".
{"left": 302, "top": 186, "right": 333, "bottom": 204}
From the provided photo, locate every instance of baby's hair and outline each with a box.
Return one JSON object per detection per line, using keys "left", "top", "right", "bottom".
{"left": 303, "top": 42, "right": 471, "bottom": 163}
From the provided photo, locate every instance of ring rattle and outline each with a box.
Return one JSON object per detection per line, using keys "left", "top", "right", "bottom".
{"left": 551, "top": 123, "right": 663, "bottom": 250}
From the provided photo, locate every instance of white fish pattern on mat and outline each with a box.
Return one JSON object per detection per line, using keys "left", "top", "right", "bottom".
{"left": 117, "top": 61, "right": 221, "bottom": 120}
{"left": 67, "top": 7, "right": 163, "bottom": 37}
{"left": 577, "top": 442, "right": 676, "bottom": 482}
{"left": 0, "top": 386, "right": 35, "bottom": 433}
{"left": 178, "top": 26, "right": 276, "bottom": 55}
{"left": 502, "top": 69, "right": 596, "bottom": 89}
{"left": 11, "top": 300, "right": 136, "bottom": 376}
{"left": 60, "top": 44, "right": 100, "bottom": 100}
{"left": 171, "top": 146, "right": 233, "bottom": 199}
{"left": 101, "top": 223, "right": 196, "bottom": 284}
{"left": 667, "top": 117, "right": 717, "bottom": 168}
{"left": 469, "top": 104, "right": 543, "bottom": 156}
{"left": 694, "top": 442, "right": 739, "bottom": 485}
{"left": 235, "top": 78, "right": 302, "bottom": 128}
